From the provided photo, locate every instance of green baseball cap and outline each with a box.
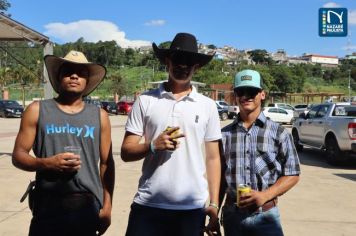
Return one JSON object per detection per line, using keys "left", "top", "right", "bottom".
{"left": 234, "top": 69, "right": 262, "bottom": 89}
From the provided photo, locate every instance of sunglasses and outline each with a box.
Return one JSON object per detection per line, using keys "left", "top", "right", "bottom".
{"left": 60, "top": 64, "right": 89, "bottom": 78}
{"left": 170, "top": 53, "right": 197, "bottom": 67}
{"left": 234, "top": 88, "right": 262, "bottom": 97}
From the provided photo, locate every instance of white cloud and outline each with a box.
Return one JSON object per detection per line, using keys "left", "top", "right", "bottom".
{"left": 144, "top": 19, "right": 166, "bottom": 26}
{"left": 44, "top": 20, "right": 151, "bottom": 48}
{"left": 342, "top": 45, "right": 356, "bottom": 51}
{"left": 323, "top": 2, "right": 341, "bottom": 8}
{"left": 349, "top": 10, "right": 356, "bottom": 25}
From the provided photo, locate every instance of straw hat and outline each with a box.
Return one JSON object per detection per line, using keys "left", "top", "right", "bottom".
{"left": 44, "top": 50, "right": 106, "bottom": 96}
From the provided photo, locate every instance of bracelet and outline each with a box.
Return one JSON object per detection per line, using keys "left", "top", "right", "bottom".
{"left": 149, "top": 141, "right": 156, "bottom": 154}
{"left": 208, "top": 202, "right": 219, "bottom": 210}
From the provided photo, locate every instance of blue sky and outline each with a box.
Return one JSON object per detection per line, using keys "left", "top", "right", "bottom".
{"left": 6, "top": 0, "right": 356, "bottom": 57}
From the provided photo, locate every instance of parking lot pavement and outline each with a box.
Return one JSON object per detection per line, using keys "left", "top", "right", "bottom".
{"left": 0, "top": 116, "right": 355, "bottom": 236}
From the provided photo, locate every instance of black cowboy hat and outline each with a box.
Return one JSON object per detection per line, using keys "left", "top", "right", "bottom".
{"left": 152, "top": 32, "right": 215, "bottom": 67}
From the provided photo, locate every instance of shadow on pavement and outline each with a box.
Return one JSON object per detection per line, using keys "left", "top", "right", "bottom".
{"left": 333, "top": 173, "right": 356, "bottom": 182}
{"left": 298, "top": 147, "right": 356, "bottom": 170}
{"left": 0, "top": 152, "right": 12, "bottom": 156}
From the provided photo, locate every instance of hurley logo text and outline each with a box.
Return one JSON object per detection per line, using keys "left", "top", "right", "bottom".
{"left": 46, "top": 123, "right": 95, "bottom": 139}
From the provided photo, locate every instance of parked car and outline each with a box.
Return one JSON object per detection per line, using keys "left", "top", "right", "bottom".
{"left": 216, "top": 104, "right": 228, "bottom": 121}
{"left": 263, "top": 107, "right": 294, "bottom": 124}
{"left": 227, "top": 105, "right": 239, "bottom": 119}
{"left": 267, "top": 103, "right": 295, "bottom": 111}
{"left": 292, "top": 102, "right": 356, "bottom": 165}
{"left": 324, "top": 96, "right": 335, "bottom": 103}
{"left": 101, "top": 101, "right": 118, "bottom": 115}
{"left": 294, "top": 104, "right": 309, "bottom": 117}
{"left": 83, "top": 97, "right": 102, "bottom": 108}
{"left": 215, "top": 100, "right": 229, "bottom": 109}
{"left": 215, "top": 100, "right": 239, "bottom": 119}
{"left": 0, "top": 100, "right": 24, "bottom": 118}
{"left": 117, "top": 101, "right": 134, "bottom": 114}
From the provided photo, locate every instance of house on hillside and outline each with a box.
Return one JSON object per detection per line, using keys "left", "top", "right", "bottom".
{"left": 301, "top": 54, "right": 339, "bottom": 67}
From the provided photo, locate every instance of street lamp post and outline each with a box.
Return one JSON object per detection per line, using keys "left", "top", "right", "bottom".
{"left": 348, "top": 69, "right": 351, "bottom": 102}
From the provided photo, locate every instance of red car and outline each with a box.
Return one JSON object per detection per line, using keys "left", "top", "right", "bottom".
{"left": 117, "top": 101, "right": 134, "bottom": 114}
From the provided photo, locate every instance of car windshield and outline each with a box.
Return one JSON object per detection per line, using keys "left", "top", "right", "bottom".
{"left": 3, "top": 100, "right": 20, "bottom": 106}
{"left": 333, "top": 105, "right": 356, "bottom": 117}
{"left": 295, "top": 105, "right": 307, "bottom": 109}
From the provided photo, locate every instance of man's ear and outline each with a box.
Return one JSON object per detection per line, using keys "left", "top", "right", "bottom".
{"left": 164, "top": 57, "right": 170, "bottom": 65}
{"left": 193, "top": 64, "right": 201, "bottom": 72}
{"left": 260, "top": 90, "right": 266, "bottom": 100}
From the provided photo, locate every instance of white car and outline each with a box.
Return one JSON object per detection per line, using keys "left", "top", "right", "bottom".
{"left": 267, "top": 103, "right": 295, "bottom": 111}
{"left": 263, "top": 107, "right": 294, "bottom": 124}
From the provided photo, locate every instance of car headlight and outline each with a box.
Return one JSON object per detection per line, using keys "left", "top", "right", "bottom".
{"left": 5, "top": 108, "right": 14, "bottom": 112}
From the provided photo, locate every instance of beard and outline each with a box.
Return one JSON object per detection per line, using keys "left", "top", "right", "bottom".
{"left": 59, "top": 88, "right": 84, "bottom": 98}
{"left": 172, "top": 67, "right": 191, "bottom": 80}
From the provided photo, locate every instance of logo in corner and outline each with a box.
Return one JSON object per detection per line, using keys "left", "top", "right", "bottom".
{"left": 319, "top": 8, "right": 348, "bottom": 37}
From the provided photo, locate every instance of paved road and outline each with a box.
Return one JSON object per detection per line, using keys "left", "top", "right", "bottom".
{"left": 0, "top": 116, "right": 355, "bottom": 236}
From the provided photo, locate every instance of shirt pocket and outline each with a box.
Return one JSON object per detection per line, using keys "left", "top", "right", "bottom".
{"left": 255, "top": 143, "right": 279, "bottom": 177}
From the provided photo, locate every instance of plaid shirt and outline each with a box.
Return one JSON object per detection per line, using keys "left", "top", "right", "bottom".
{"left": 221, "top": 112, "right": 300, "bottom": 197}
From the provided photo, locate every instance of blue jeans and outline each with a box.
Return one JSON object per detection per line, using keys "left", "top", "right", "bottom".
{"left": 125, "top": 202, "right": 205, "bottom": 236}
{"left": 222, "top": 205, "right": 284, "bottom": 236}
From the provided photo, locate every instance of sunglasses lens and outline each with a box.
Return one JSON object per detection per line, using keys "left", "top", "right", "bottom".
{"left": 171, "top": 53, "right": 194, "bottom": 67}
{"left": 235, "top": 88, "right": 261, "bottom": 97}
{"left": 61, "top": 65, "right": 89, "bottom": 78}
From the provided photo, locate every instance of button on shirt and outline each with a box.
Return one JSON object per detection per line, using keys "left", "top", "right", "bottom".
{"left": 221, "top": 112, "right": 300, "bottom": 197}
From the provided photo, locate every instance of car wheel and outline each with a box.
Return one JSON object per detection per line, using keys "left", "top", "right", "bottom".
{"left": 325, "top": 136, "right": 344, "bottom": 165}
{"left": 220, "top": 112, "right": 228, "bottom": 121}
{"left": 292, "top": 130, "right": 303, "bottom": 152}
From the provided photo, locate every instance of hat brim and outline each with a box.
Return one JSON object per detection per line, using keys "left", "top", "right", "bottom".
{"left": 44, "top": 55, "right": 106, "bottom": 97}
{"left": 152, "top": 43, "right": 214, "bottom": 67}
{"left": 234, "top": 85, "right": 262, "bottom": 90}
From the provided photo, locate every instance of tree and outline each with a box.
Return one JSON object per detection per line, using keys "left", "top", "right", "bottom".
{"left": 291, "top": 65, "right": 306, "bottom": 93}
{"left": 107, "top": 70, "right": 126, "bottom": 97}
{"left": 311, "top": 64, "right": 322, "bottom": 77}
{"left": 248, "top": 49, "right": 273, "bottom": 65}
{"left": 207, "top": 44, "right": 217, "bottom": 49}
{"left": 0, "top": 67, "right": 11, "bottom": 89}
{"left": 158, "top": 41, "right": 171, "bottom": 49}
{"left": 270, "top": 65, "right": 296, "bottom": 93}
{"left": 351, "top": 67, "right": 356, "bottom": 80}
{"left": 193, "top": 59, "right": 231, "bottom": 85}
{"left": 0, "top": 0, "right": 10, "bottom": 12}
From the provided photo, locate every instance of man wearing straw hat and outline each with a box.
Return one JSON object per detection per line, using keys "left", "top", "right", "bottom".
{"left": 12, "top": 50, "right": 115, "bottom": 236}
{"left": 121, "top": 33, "right": 222, "bottom": 236}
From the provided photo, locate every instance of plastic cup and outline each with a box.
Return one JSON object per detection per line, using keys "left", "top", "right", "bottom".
{"left": 64, "top": 146, "right": 81, "bottom": 160}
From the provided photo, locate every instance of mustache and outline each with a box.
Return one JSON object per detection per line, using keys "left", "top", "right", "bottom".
{"left": 172, "top": 68, "right": 190, "bottom": 77}
{"left": 173, "top": 67, "right": 190, "bottom": 73}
